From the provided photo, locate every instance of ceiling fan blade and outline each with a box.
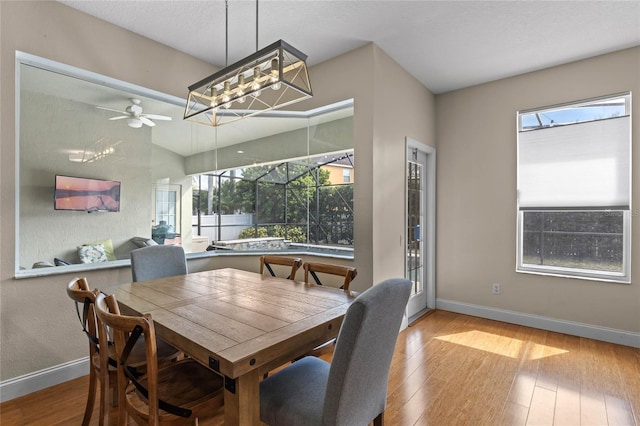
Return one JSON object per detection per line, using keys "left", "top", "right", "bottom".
{"left": 109, "top": 115, "right": 128, "bottom": 121}
{"left": 139, "top": 116, "right": 156, "bottom": 127}
{"left": 143, "top": 114, "right": 172, "bottom": 121}
{"left": 96, "top": 106, "right": 128, "bottom": 114}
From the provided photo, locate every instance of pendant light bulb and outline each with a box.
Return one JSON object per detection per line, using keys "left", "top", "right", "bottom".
{"left": 222, "top": 80, "right": 231, "bottom": 104}
{"left": 210, "top": 87, "right": 218, "bottom": 108}
{"left": 270, "top": 57, "right": 281, "bottom": 90}
{"left": 237, "top": 75, "right": 245, "bottom": 96}
{"left": 251, "top": 66, "right": 262, "bottom": 97}
{"left": 236, "top": 75, "right": 246, "bottom": 103}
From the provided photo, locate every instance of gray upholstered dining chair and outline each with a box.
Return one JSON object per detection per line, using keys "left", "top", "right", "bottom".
{"left": 260, "top": 278, "right": 412, "bottom": 426}
{"left": 130, "top": 245, "right": 187, "bottom": 282}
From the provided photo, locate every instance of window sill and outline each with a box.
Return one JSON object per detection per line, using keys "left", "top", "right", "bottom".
{"left": 14, "top": 247, "right": 354, "bottom": 279}
{"left": 517, "top": 264, "right": 630, "bottom": 284}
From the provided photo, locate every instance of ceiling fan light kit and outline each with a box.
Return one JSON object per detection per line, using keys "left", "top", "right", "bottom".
{"left": 127, "top": 117, "right": 143, "bottom": 128}
{"left": 97, "top": 98, "right": 172, "bottom": 128}
{"left": 184, "top": 0, "right": 312, "bottom": 127}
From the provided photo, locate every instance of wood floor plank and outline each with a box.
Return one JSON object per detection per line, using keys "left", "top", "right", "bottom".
{"left": 612, "top": 344, "right": 640, "bottom": 423}
{"left": 2, "top": 310, "right": 639, "bottom": 426}
{"left": 604, "top": 394, "right": 636, "bottom": 426}
{"left": 508, "top": 372, "right": 538, "bottom": 408}
{"left": 553, "top": 382, "right": 581, "bottom": 425}
{"left": 525, "top": 386, "right": 556, "bottom": 425}
{"left": 499, "top": 401, "right": 530, "bottom": 426}
{"left": 580, "top": 390, "right": 609, "bottom": 425}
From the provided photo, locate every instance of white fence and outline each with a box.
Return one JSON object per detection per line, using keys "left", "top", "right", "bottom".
{"left": 192, "top": 214, "right": 254, "bottom": 243}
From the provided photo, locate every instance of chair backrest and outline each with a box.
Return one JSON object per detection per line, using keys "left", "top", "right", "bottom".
{"left": 94, "top": 292, "right": 162, "bottom": 423}
{"left": 322, "top": 278, "right": 411, "bottom": 425}
{"left": 260, "top": 255, "right": 303, "bottom": 280}
{"left": 66, "top": 277, "right": 101, "bottom": 357}
{"left": 303, "top": 262, "right": 357, "bottom": 291}
{"left": 66, "top": 277, "right": 113, "bottom": 425}
{"left": 130, "top": 245, "right": 187, "bottom": 282}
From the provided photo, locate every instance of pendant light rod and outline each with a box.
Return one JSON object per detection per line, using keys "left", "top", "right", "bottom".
{"left": 225, "top": 0, "right": 229, "bottom": 67}
{"left": 184, "top": 0, "right": 312, "bottom": 127}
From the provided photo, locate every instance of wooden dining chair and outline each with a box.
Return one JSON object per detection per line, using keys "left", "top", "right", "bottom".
{"left": 260, "top": 255, "right": 303, "bottom": 280}
{"left": 260, "top": 278, "right": 412, "bottom": 426}
{"left": 66, "top": 277, "right": 112, "bottom": 426}
{"left": 94, "top": 292, "right": 224, "bottom": 426}
{"left": 66, "top": 277, "right": 181, "bottom": 426}
{"left": 303, "top": 261, "right": 357, "bottom": 291}
{"left": 130, "top": 245, "right": 187, "bottom": 282}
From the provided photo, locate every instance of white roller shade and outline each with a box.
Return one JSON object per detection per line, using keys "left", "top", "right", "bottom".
{"left": 518, "top": 116, "right": 630, "bottom": 209}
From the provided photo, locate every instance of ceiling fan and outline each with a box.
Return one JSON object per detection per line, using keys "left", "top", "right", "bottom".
{"left": 97, "top": 98, "right": 172, "bottom": 128}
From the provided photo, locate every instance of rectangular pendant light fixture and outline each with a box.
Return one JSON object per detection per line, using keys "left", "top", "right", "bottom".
{"left": 184, "top": 39, "right": 312, "bottom": 127}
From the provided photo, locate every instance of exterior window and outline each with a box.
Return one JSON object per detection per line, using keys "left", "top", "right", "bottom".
{"left": 517, "top": 93, "right": 631, "bottom": 282}
{"left": 342, "top": 168, "right": 351, "bottom": 183}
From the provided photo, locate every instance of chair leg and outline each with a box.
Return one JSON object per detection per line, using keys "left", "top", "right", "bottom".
{"left": 110, "top": 383, "right": 119, "bottom": 406}
{"left": 99, "top": 374, "right": 110, "bottom": 426}
{"left": 373, "top": 411, "right": 384, "bottom": 426}
{"left": 81, "top": 367, "right": 97, "bottom": 426}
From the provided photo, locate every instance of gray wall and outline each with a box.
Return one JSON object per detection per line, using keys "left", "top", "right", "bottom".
{"left": 19, "top": 92, "right": 155, "bottom": 267}
{"left": 436, "top": 47, "right": 640, "bottom": 333}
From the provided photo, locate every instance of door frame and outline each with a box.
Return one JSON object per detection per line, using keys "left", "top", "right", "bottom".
{"left": 405, "top": 137, "right": 436, "bottom": 322}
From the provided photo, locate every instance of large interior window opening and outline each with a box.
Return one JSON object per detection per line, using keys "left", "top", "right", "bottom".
{"left": 16, "top": 51, "right": 354, "bottom": 276}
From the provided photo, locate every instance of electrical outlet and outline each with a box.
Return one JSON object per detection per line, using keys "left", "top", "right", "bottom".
{"left": 492, "top": 283, "right": 501, "bottom": 294}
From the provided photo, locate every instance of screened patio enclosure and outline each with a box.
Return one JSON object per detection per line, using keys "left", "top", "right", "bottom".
{"left": 193, "top": 151, "right": 354, "bottom": 253}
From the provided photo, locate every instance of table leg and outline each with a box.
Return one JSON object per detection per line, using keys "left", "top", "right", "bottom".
{"left": 224, "top": 369, "right": 261, "bottom": 426}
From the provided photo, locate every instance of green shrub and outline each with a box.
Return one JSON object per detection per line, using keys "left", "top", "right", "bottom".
{"left": 238, "top": 225, "right": 306, "bottom": 243}
{"left": 238, "top": 227, "right": 268, "bottom": 239}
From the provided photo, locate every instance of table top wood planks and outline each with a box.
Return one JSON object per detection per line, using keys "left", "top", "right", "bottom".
{"left": 106, "top": 268, "right": 356, "bottom": 425}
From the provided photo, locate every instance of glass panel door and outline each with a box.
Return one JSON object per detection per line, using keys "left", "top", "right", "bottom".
{"left": 407, "top": 158, "right": 424, "bottom": 298}
{"left": 153, "top": 183, "right": 181, "bottom": 245}
{"left": 406, "top": 138, "right": 435, "bottom": 322}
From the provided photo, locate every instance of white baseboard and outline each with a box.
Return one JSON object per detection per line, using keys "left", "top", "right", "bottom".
{"left": 436, "top": 299, "right": 640, "bottom": 348}
{"left": 0, "top": 357, "right": 89, "bottom": 403}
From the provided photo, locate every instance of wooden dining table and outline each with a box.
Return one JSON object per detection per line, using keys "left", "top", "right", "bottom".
{"left": 106, "top": 267, "right": 357, "bottom": 426}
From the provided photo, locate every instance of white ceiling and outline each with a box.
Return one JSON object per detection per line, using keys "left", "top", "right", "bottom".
{"left": 58, "top": 0, "right": 640, "bottom": 94}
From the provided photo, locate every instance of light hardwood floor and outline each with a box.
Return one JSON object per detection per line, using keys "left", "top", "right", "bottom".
{"left": 2, "top": 310, "right": 638, "bottom": 425}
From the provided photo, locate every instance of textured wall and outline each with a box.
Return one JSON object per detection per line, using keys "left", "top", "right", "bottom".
{"left": 19, "top": 92, "right": 153, "bottom": 267}
{"left": 436, "top": 47, "right": 640, "bottom": 333}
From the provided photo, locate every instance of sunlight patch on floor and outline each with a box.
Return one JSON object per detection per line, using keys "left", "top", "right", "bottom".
{"left": 435, "top": 330, "right": 568, "bottom": 360}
